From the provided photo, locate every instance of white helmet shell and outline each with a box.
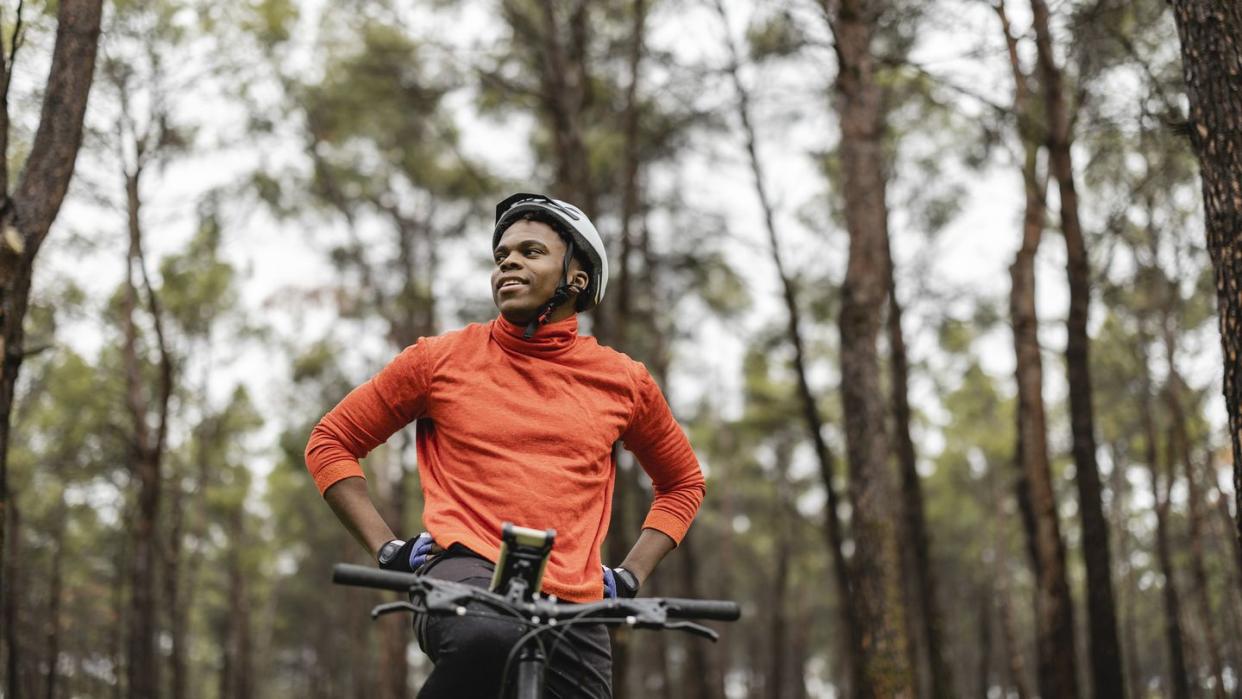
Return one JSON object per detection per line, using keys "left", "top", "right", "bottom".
{"left": 493, "top": 193, "right": 609, "bottom": 311}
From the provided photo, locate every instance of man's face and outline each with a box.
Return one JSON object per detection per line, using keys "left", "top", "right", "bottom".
{"left": 491, "top": 220, "right": 582, "bottom": 324}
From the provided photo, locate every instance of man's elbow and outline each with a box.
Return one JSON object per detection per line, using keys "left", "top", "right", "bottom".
{"left": 656, "top": 472, "right": 706, "bottom": 513}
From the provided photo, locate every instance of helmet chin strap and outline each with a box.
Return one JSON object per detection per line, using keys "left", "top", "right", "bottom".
{"left": 523, "top": 238, "right": 578, "bottom": 340}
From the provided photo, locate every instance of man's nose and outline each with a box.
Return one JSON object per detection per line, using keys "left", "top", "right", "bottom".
{"left": 498, "top": 252, "right": 522, "bottom": 270}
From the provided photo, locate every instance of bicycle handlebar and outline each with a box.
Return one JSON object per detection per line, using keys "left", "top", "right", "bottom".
{"left": 332, "top": 563, "right": 740, "bottom": 622}
{"left": 659, "top": 598, "right": 741, "bottom": 621}
{"left": 333, "top": 563, "right": 427, "bottom": 590}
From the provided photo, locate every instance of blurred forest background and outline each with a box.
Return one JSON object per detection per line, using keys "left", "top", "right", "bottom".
{"left": 1, "top": 0, "right": 1241, "bottom": 697}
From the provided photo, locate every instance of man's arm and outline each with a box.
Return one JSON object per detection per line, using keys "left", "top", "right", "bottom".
{"left": 616, "top": 366, "right": 707, "bottom": 587}
{"left": 306, "top": 341, "right": 432, "bottom": 558}
{"left": 617, "top": 528, "right": 676, "bottom": 586}
{"left": 323, "top": 476, "right": 397, "bottom": 558}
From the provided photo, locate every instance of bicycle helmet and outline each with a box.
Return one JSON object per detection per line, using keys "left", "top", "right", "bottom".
{"left": 493, "top": 193, "right": 609, "bottom": 337}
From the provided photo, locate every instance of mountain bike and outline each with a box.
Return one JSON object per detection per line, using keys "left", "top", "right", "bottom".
{"left": 332, "top": 528, "right": 740, "bottom": 699}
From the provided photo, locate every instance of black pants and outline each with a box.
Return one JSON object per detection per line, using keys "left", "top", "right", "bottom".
{"left": 414, "top": 547, "right": 613, "bottom": 698}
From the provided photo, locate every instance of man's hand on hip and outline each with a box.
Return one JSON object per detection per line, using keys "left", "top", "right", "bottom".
{"left": 602, "top": 565, "right": 640, "bottom": 599}
{"left": 378, "top": 532, "right": 434, "bottom": 573}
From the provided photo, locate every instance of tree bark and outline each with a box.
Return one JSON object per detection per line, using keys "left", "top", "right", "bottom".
{"left": 975, "top": 582, "right": 991, "bottom": 699}
{"left": 165, "top": 481, "right": 187, "bottom": 699}
{"left": 1207, "top": 474, "right": 1242, "bottom": 691}
{"left": 1162, "top": 353, "right": 1227, "bottom": 699}
{"left": 788, "top": 591, "right": 812, "bottom": 699}
{"left": 0, "top": 0, "right": 103, "bottom": 653}
{"left": 609, "top": 2, "right": 648, "bottom": 691}
{"left": 121, "top": 167, "right": 173, "bottom": 699}
{"left": 111, "top": 534, "right": 127, "bottom": 699}
{"left": 5, "top": 499, "right": 20, "bottom": 698}
{"left": 824, "top": 0, "right": 912, "bottom": 694}
{"left": 1106, "top": 446, "right": 1142, "bottom": 699}
{"left": 219, "top": 508, "right": 254, "bottom": 699}
{"left": 616, "top": 0, "right": 644, "bottom": 354}
{"left": 1137, "top": 336, "right": 1191, "bottom": 699}
{"left": 990, "top": 504, "right": 1031, "bottom": 699}
{"left": 1167, "top": 0, "right": 1242, "bottom": 565}
{"left": 714, "top": 1, "right": 858, "bottom": 691}
{"left": 767, "top": 471, "right": 792, "bottom": 699}
{"left": 1027, "top": 2, "right": 1126, "bottom": 695}
{"left": 677, "top": 533, "right": 724, "bottom": 699}
{"left": 885, "top": 237, "right": 953, "bottom": 699}
{"left": 44, "top": 501, "right": 66, "bottom": 699}
{"left": 996, "top": 3, "right": 1079, "bottom": 694}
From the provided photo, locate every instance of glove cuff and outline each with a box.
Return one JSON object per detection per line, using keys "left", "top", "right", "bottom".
{"left": 377, "top": 539, "right": 407, "bottom": 569}
{"left": 613, "top": 567, "right": 640, "bottom": 598}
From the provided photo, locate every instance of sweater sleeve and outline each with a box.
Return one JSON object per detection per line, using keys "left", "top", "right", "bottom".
{"left": 619, "top": 364, "right": 706, "bottom": 544}
{"left": 304, "top": 341, "right": 433, "bottom": 495}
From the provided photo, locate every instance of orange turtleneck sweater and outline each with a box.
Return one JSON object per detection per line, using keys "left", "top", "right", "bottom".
{"left": 305, "top": 315, "right": 705, "bottom": 602}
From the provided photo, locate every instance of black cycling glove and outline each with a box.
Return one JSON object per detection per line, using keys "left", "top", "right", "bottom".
{"left": 377, "top": 532, "right": 434, "bottom": 573}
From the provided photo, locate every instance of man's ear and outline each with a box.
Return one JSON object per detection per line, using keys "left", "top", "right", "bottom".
{"left": 568, "top": 269, "right": 590, "bottom": 295}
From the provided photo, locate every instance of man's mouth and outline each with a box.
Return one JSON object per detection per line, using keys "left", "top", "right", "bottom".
{"left": 497, "top": 278, "right": 528, "bottom": 292}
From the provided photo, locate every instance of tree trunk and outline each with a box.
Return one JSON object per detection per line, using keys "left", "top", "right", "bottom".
{"left": 111, "top": 535, "right": 127, "bottom": 699}
{"left": 712, "top": 432, "right": 737, "bottom": 698}
{"left": 0, "top": 0, "right": 103, "bottom": 655}
{"left": 975, "top": 582, "right": 991, "bottom": 699}
{"left": 5, "top": 499, "right": 20, "bottom": 698}
{"left": 992, "top": 536, "right": 1031, "bottom": 699}
{"left": 824, "top": 0, "right": 912, "bottom": 694}
{"left": 1027, "top": 2, "right": 1126, "bottom": 695}
{"left": 379, "top": 450, "right": 409, "bottom": 699}
{"left": 713, "top": 1, "right": 858, "bottom": 691}
{"left": 788, "top": 591, "right": 812, "bottom": 699}
{"left": 1167, "top": 0, "right": 1242, "bottom": 561}
{"left": 998, "top": 3, "right": 1079, "bottom": 694}
{"left": 1208, "top": 473, "right": 1242, "bottom": 683}
{"left": 220, "top": 509, "right": 254, "bottom": 699}
{"left": 1163, "top": 359, "right": 1227, "bottom": 698}
{"left": 767, "top": 505, "right": 790, "bottom": 699}
{"left": 44, "top": 502, "right": 65, "bottom": 699}
{"left": 500, "top": 0, "right": 602, "bottom": 344}
{"left": 122, "top": 165, "right": 174, "bottom": 699}
{"left": 609, "top": 2, "right": 648, "bottom": 691}
{"left": 1138, "top": 338, "right": 1192, "bottom": 699}
{"left": 989, "top": 449, "right": 1033, "bottom": 699}
{"left": 531, "top": 0, "right": 595, "bottom": 214}
{"left": 616, "top": 0, "right": 644, "bottom": 354}
{"left": 1008, "top": 129, "right": 1080, "bottom": 699}
{"left": 885, "top": 237, "right": 952, "bottom": 699}
{"left": 165, "top": 482, "right": 187, "bottom": 699}
{"left": 677, "top": 532, "right": 723, "bottom": 699}
{"left": 1107, "top": 446, "right": 1142, "bottom": 699}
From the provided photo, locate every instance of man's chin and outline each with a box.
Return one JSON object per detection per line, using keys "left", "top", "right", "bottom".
{"left": 496, "top": 303, "right": 538, "bottom": 326}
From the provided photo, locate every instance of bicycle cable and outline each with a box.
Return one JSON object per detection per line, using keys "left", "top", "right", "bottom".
{"left": 498, "top": 615, "right": 616, "bottom": 699}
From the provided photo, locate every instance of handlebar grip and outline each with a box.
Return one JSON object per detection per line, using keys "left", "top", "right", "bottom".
{"left": 662, "top": 598, "right": 741, "bottom": 621}
{"left": 333, "top": 563, "right": 419, "bottom": 591}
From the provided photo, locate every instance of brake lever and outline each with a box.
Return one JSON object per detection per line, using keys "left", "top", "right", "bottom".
{"left": 422, "top": 584, "right": 483, "bottom": 615}
{"left": 664, "top": 620, "right": 719, "bottom": 642}
{"left": 371, "top": 601, "right": 419, "bottom": 619}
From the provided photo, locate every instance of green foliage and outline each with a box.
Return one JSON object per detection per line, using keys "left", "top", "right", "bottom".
{"left": 747, "top": 9, "right": 808, "bottom": 62}
{"left": 159, "top": 198, "right": 238, "bottom": 338}
{"left": 241, "top": 0, "right": 298, "bottom": 47}
{"left": 936, "top": 315, "right": 976, "bottom": 356}
{"left": 10, "top": 0, "right": 1239, "bottom": 696}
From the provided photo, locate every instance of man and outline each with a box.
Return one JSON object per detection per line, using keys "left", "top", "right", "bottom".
{"left": 305, "top": 193, "right": 706, "bottom": 697}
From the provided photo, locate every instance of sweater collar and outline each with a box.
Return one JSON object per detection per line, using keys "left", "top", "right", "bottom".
{"left": 492, "top": 313, "right": 579, "bottom": 357}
